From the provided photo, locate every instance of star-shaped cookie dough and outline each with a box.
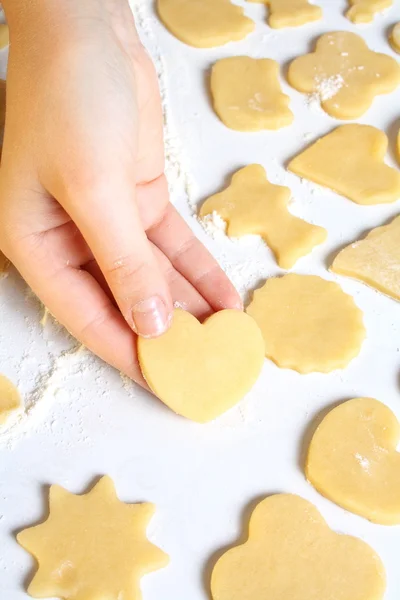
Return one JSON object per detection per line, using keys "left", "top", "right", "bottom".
{"left": 200, "top": 165, "right": 326, "bottom": 269}
{"left": 17, "top": 476, "right": 169, "bottom": 600}
{"left": 346, "top": 0, "right": 393, "bottom": 24}
{"left": 247, "top": 0, "right": 322, "bottom": 28}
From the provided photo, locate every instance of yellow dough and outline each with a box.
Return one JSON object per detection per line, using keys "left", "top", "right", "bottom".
{"left": 390, "top": 22, "right": 400, "bottom": 54}
{"left": 307, "top": 398, "right": 400, "bottom": 525}
{"left": 246, "top": 274, "right": 365, "bottom": 373}
{"left": 346, "top": 0, "right": 393, "bottom": 23}
{"left": 0, "top": 375, "right": 21, "bottom": 425}
{"left": 211, "top": 57, "right": 293, "bottom": 131}
{"left": 288, "top": 125, "right": 400, "bottom": 205}
{"left": 211, "top": 494, "right": 386, "bottom": 600}
{"left": 17, "top": 476, "right": 169, "bottom": 600}
{"left": 247, "top": 0, "right": 322, "bottom": 28}
{"left": 157, "top": 0, "right": 254, "bottom": 48}
{"left": 138, "top": 309, "right": 265, "bottom": 423}
{"left": 331, "top": 215, "right": 400, "bottom": 302}
{"left": 288, "top": 32, "right": 400, "bottom": 119}
{"left": 200, "top": 165, "right": 327, "bottom": 269}
{"left": 0, "top": 24, "right": 9, "bottom": 49}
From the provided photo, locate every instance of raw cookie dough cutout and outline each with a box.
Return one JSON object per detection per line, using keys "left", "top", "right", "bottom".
{"left": 138, "top": 309, "right": 265, "bottom": 423}
{"left": 211, "top": 494, "right": 386, "bottom": 600}
{"left": 288, "top": 32, "right": 400, "bottom": 119}
{"left": 288, "top": 124, "right": 400, "bottom": 205}
{"left": 200, "top": 165, "right": 327, "bottom": 269}
{"left": 246, "top": 274, "right": 365, "bottom": 373}
{"left": 307, "top": 398, "right": 400, "bottom": 525}
{"left": 211, "top": 57, "right": 293, "bottom": 131}
{"left": 157, "top": 0, "right": 254, "bottom": 48}
{"left": 390, "top": 23, "right": 400, "bottom": 54}
{"left": 247, "top": 0, "right": 322, "bottom": 28}
{"left": 17, "top": 476, "right": 169, "bottom": 600}
{"left": 331, "top": 215, "right": 400, "bottom": 301}
{"left": 346, "top": 0, "right": 393, "bottom": 24}
{"left": 0, "top": 375, "right": 21, "bottom": 425}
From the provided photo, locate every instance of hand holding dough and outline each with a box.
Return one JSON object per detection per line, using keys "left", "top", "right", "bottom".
{"left": 157, "top": 0, "right": 254, "bottom": 48}
{"left": 288, "top": 32, "right": 400, "bottom": 119}
{"left": 346, "top": 0, "right": 393, "bottom": 23}
{"left": 307, "top": 398, "right": 400, "bottom": 525}
{"left": 200, "top": 165, "right": 326, "bottom": 269}
{"left": 211, "top": 494, "right": 385, "bottom": 600}
{"left": 0, "top": 376, "right": 21, "bottom": 425}
{"left": 246, "top": 274, "right": 365, "bottom": 373}
{"left": 289, "top": 125, "right": 400, "bottom": 205}
{"left": 331, "top": 215, "right": 400, "bottom": 302}
{"left": 247, "top": 0, "right": 322, "bottom": 28}
{"left": 17, "top": 476, "right": 169, "bottom": 600}
{"left": 211, "top": 57, "right": 293, "bottom": 131}
{"left": 138, "top": 309, "right": 265, "bottom": 423}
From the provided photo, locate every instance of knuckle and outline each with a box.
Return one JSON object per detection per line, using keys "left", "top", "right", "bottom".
{"left": 105, "top": 255, "right": 149, "bottom": 291}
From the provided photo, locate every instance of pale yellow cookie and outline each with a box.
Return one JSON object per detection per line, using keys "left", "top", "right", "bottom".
{"left": 0, "top": 24, "right": 9, "bottom": 49}
{"left": 138, "top": 309, "right": 265, "bottom": 423}
{"left": 331, "top": 215, "right": 400, "bottom": 302}
{"left": 246, "top": 274, "right": 365, "bottom": 373}
{"left": 347, "top": 0, "right": 393, "bottom": 24}
{"left": 0, "top": 376, "right": 21, "bottom": 425}
{"left": 200, "top": 165, "right": 327, "bottom": 269}
{"left": 307, "top": 398, "right": 400, "bottom": 525}
{"left": 391, "top": 23, "right": 400, "bottom": 54}
{"left": 288, "top": 125, "right": 400, "bottom": 205}
{"left": 157, "top": 0, "right": 254, "bottom": 48}
{"left": 211, "top": 494, "right": 386, "bottom": 600}
{"left": 211, "top": 57, "right": 293, "bottom": 131}
{"left": 288, "top": 32, "right": 400, "bottom": 119}
{"left": 17, "top": 476, "right": 169, "bottom": 600}
{"left": 248, "top": 0, "right": 322, "bottom": 28}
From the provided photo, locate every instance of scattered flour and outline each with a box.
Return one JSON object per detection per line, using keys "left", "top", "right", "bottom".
{"left": 307, "top": 74, "right": 344, "bottom": 109}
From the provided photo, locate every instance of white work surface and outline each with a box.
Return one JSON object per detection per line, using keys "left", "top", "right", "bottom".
{"left": 2, "top": 1, "right": 400, "bottom": 598}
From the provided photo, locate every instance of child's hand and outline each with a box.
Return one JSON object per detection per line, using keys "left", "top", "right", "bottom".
{"left": 0, "top": 0, "right": 241, "bottom": 385}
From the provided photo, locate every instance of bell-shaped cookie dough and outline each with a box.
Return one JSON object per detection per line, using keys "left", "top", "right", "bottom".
{"left": 0, "top": 376, "right": 21, "bottom": 425}
{"left": 346, "top": 0, "right": 393, "bottom": 24}
{"left": 200, "top": 165, "right": 326, "bottom": 269}
{"left": 391, "top": 23, "right": 400, "bottom": 54}
{"left": 247, "top": 0, "right": 322, "bottom": 28}
{"left": 288, "top": 32, "right": 400, "bottom": 119}
{"left": 307, "top": 397, "right": 400, "bottom": 525}
{"left": 157, "top": 0, "right": 254, "bottom": 48}
{"left": 288, "top": 125, "right": 400, "bottom": 205}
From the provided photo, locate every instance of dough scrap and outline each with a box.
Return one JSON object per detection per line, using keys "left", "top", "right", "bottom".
{"left": 307, "top": 398, "right": 400, "bottom": 525}
{"left": 17, "top": 476, "right": 169, "bottom": 600}
{"left": 247, "top": 0, "right": 322, "bottom": 28}
{"left": 288, "top": 32, "right": 400, "bottom": 119}
{"left": 246, "top": 274, "right": 365, "bottom": 373}
{"left": 288, "top": 124, "right": 400, "bottom": 205}
{"left": 200, "top": 165, "right": 327, "bottom": 269}
{"left": 138, "top": 308, "right": 265, "bottom": 423}
{"left": 346, "top": 0, "right": 393, "bottom": 23}
{"left": 391, "top": 23, "right": 400, "bottom": 54}
{"left": 0, "top": 24, "right": 9, "bottom": 49}
{"left": 211, "top": 494, "right": 386, "bottom": 600}
{"left": 210, "top": 57, "right": 293, "bottom": 131}
{"left": 0, "top": 376, "right": 21, "bottom": 425}
{"left": 331, "top": 215, "right": 400, "bottom": 302}
{"left": 157, "top": 0, "right": 254, "bottom": 48}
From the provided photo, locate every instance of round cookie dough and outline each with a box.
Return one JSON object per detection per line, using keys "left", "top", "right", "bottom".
{"left": 246, "top": 274, "right": 366, "bottom": 373}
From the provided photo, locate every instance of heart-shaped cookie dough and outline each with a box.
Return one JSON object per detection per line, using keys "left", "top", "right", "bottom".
{"left": 138, "top": 309, "right": 265, "bottom": 423}
{"left": 307, "top": 397, "right": 400, "bottom": 525}
{"left": 211, "top": 494, "right": 386, "bottom": 600}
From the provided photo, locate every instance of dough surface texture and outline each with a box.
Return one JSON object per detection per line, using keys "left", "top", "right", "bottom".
{"left": 288, "top": 32, "right": 400, "bottom": 119}
{"left": 247, "top": 0, "right": 322, "bottom": 28}
{"left": 246, "top": 274, "right": 365, "bottom": 373}
{"left": 288, "top": 124, "right": 400, "bottom": 205}
{"left": 17, "top": 476, "right": 169, "bottom": 600}
{"left": 200, "top": 165, "right": 326, "bottom": 268}
{"left": 331, "top": 215, "right": 400, "bottom": 301}
{"left": 211, "top": 57, "right": 293, "bottom": 131}
{"left": 0, "top": 376, "right": 21, "bottom": 425}
{"left": 307, "top": 398, "right": 400, "bottom": 525}
{"left": 211, "top": 494, "right": 386, "bottom": 600}
{"left": 138, "top": 309, "right": 265, "bottom": 423}
{"left": 157, "top": 0, "right": 254, "bottom": 48}
{"left": 346, "top": 0, "right": 393, "bottom": 23}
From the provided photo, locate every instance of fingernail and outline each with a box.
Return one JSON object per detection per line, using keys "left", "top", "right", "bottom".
{"left": 131, "top": 296, "right": 171, "bottom": 338}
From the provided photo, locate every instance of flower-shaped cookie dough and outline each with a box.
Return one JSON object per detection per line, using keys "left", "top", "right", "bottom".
{"left": 157, "top": 0, "right": 254, "bottom": 48}
{"left": 17, "top": 476, "right": 169, "bottom": 600}
{"left": 347, "top": 0, "right": 393, "bottom": 24}
{"left": 391, "top": 23, "right": 400, "bottom": 54}
{"left": 211, "top": 57, "right": 293, "bottom": 131}
{"left": 247, "top": 0, "right": 322, "bottom": 28}
{"left": 200, "top": 165, "right": 326, "bottom": 268}
{"left": 211, "top": 494, "right": 386, "bottom": 600}
{"left": 0, "top": 376, "right": 21, "bottom": 425}
{"left": 307, "top": 398, "right": 400, "bottom": 525}
{"left": 332, "top": 215, "right": 400, "bottom": 302}
{"left": 288, "top": 31, "right": 400, "bottom": 119}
